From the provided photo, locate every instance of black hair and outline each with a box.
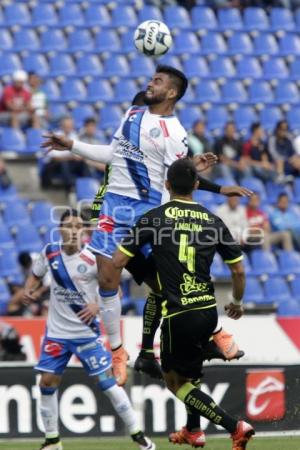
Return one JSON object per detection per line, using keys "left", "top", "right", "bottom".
{"left": 131, "top": 90, "right": 146, "bottom": 106}
{"left": 277, "top": 192, "right": 289, "bottom": 201}
{"left": 167, "top": 158, "right": 197, "bottom": 195}
{"left": 84, "top": 117, "right": 97, "bottom": 126}
{"left": 60, "top": 208, "right": 82, "bottom": 227}
{"left": 18, "top": 252, "right": 32, "bottom": 269}
{"left": 250, "top": 122, "right": 261, "bottom": 134}
{"left": 275, "top": 119, "right": 288, "bottom": 133}
{"left": 156, "top": 65, "right": 188, "bottom": 101}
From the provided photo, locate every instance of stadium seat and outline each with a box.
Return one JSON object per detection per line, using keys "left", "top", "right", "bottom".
{"left": 209, "top": 57, "right": 235, "bottom": 79}
{"left": 32, "top": 4, "right": 58, "bottom": 27}
{"left": 158, "top": 55, "right": 182, "bottom": 71}
{"left": 86, "top": 79, "right": 113, "bottom": 103}
{"left": 0, "top": 251, "right": 21, "bottom": 279}
{"left": 295, "top": 8, "right": 300, "bottom": 32}
{"left": 262, "top": 57, "right": 288, "bottom": 81}
{"left": 227, "top": 32, "right": 253, "bottom": 55}
{"left": 99, "top": 106, "right": 122, "bottom": 130}
{"left": 264, "top": 276, "right": 292, "bottom": 304}
{"left": 95, "top": 29, "right": 120, "bottom": 53}
{"left": 76, "top": 178, "right": 99, "bottom": 201}
{"left": 278, "top": 33, "right": 300, "bottom": 56}
{"left": 218, "top": 8, "right": 242, "bottom": 31}
{"left": 294, "top": 177, "right": 300, "bottom": 203}
{"left": 129, "top": 54, "right": 156, "bottom": 78}
{"left": 134, "top": 298, "right": 146, "bottom": 316}
{"left": 259, "top": 107, "right": 283, "bottom": 133}
{"left": 113, "top": 80, "right": 137, "bottom": 103}
{"left": 274, "top": 81, "right": 300, "bottom": 105}
{"left": 22, "top": 54, "right": 49, "bottom": 77}
{"left": 40, "top": 29, "right": 67, "bottom": 52}
{"left": 184, "top": 56, "right": 209, "bottom": 79}
{"left": 111, "top": 5, "right": 137, "bottom": 28}
{"left": 221, "top": 81, "right": 247, "bottom": 104}
{"left": 289, "top": 57, "right": 300, "bottom": 81}
{"left": 26, "top": 128, "right": 44, "bottom": 153}
{"left": 0, "top": 128, "right": 26, "bottom": 154}
{"left": 0, "top": 29, "right": 13, "bottom": 51}
{"left": 200, "top": 32, "right": 226, "bottom": 55}
{"left": 58, "top": 4, "right": 84, "bottom": 27}
{"left": 138, "top": 5, "right": 162, "bottom": 22}
{"left": 15, "top": 224, "right": 43, "bottom": 253}
{"left": 233, "top": 106, "right": 257, "bottom": 132}
{"left": 164, "top": 5, "right": 191, "bottom": 29}
{"left": 235, "top": 56, "right": 262, "bottom": 80}
{"left": 266, "top": 181, "right": 292, "bottom": 204}
{"left": 0, "top": 223, "right": 14, "bottom": 248}
{"left": 120, "top": 30, "right": 136, "bottom": 53}
{"left": 278, "top": 251, "right": 300, "bottom": 276}
{"left": 43, "top": 79, "right": 60, "bottom": 102}
{"left": 42, "top": 226, "right": 61, "bottom": 246}
{"left": 190, "top": 6, "right": 217, "bottom": 31}
{"left": 211, "top": 253, "right": 230, "bottom": 278}
{"left": 287, "top": 106, "right": 300, "bottom": 132}
{"left": 278, "top": 299, "right": 300, "bottom": 316}
{"left": 253, "top": 33, "right": 278, "bottom": 56}
{"left": 0, "top": 185, "right": 18, "bottom": 201}
{"left": 68, "top": 29, "right": 94, "bottom": 52}
{"left": 3, "top": 200, "right": 31, "bottom": 227}
{"left": 48, "top": 53, "right": 76, "bottom": 77}
{"left": 243, "top": 7, "right": 269, "bottom": 31}
{"left": 84, "top": 4, "right": 111, "bottom": 27}
{"left": 13, "top": 29, "right": 39, "bottom": 52}
{"left": 290, "top": 277, "right": 300, "bottom": 301}
{"left": 173, "top": 31, "right": 200, "bottom": 54}
{"left": 76, "top": 54, "right": 103, "bottom": 77}
{"left": 3, "top": 3, "right": 30, "bottom": 27}
{"left": 0, "top": 278, "right": 10, "bottom": 315}
{"left": 192, "top": 189, "right": 215, "bottom": 205}
{"left": 270, "top": 7, "right": 295, "bottom": 32}
{"left": 248, "top": 81, "right": 274, "bottom": 105}
{"left": 102, "top": 56, "right": 129, "bottom": 77}
{"left": 241, "top": 177, "right": 266, "bottom": 201}
{"left": 178, "top": 107, "right": 203, "bottom": 129}
{"left": 48, "top": 103, "right": 68, "bottom": 125}
{"left": 0, "top": 54, "right": 21, "bottom": 76}
{"left": 194, "top": 80, "right": 220, "bottom": 104}
{"left": 72, "top": 105, "right": 95, "bottom": 128}
{"left": 60, "top": 79, "right": 86, "bottom": 102}
{"left": 243, "top": 277, "right": 264, "bottom": 303}
{"left": 250, "top": 249, "right": 279, "bottom": 277}
{"left": 206, "top": 106, "right": 228, "bottom": 131}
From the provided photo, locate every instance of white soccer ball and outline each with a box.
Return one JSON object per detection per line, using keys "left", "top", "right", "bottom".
{"left": 134, "top": 20, "right": 173, "bottom": 57}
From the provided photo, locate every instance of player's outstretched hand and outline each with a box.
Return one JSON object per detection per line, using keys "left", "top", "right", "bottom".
{"left": 220, "top": 185, "right": 253, "bottom": 197}
{"left": 193, "top": 152, "right": 218, "bottom": 172}
{"left": 23, "top": 289, "right": 38, "bottom": 305}
{"left": 41, "top": 132, "right": 73, "bottom": 152}
{"left": 77, "top": 304, "right": 99, "bottom": 324}
{"left": 224, "top": 302, "right": 244, "bottom": 320}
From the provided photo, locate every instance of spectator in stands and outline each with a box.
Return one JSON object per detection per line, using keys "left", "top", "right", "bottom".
{"left": 246, "top": 192, "right": 293, "bottom": 251}
{"left": 28, "top": 72, "right": 48, "bottom": 129}
{"left": 79, "top": 117, "right": 106, "bottom": 180}
{"left": 243, "top": 122, "right": 278, "bottom": 183}
{"left": 0, "top": 321, "right": 26, "bottom": 361}
{"left": 188, "top": 119, "right": 211, "bottom": 156}
{"left": 270, "top": 193, "right": 300, "bottom": 251}
{"left": 0, "top": 70, "right": 37, "bottom": 129}
{"left": 216, "top": 196, "right": 248, "bottom": 244}
{"left": 0, "top": 157, "right": 12, "bottom": 190}
{"left": 213, "top": 121, "right": 249, "bottom": 181}
{"left": 268, "top": 120, "right": 300, "bottom": 180}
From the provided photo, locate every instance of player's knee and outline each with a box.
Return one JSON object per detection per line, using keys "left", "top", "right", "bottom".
{"left": 39, "top": 374, "right": 59, "bottom": 392}
{"left": 97, "top": 371, "right": 117, "bottom": 391}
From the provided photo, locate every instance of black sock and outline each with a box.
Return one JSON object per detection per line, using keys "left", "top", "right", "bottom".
{"left": 141, "top": 292, "right": 163, "bottom": 352}
{"left": 186, "top": 407, "right": 201, "bottom": 431}
{"left": 177, "top": 383, "right": 238, "bottom": 433}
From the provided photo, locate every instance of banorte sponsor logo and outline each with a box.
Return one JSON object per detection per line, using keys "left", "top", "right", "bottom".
{"left": 246, "top": 370, "right": 286, "bottom": 421}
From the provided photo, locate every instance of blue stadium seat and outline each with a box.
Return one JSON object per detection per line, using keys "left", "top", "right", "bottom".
{"left": 48, "top": 53, "right": 76, "bottom": 77}
{"left": 195, "top": 80, "right": 220, "bottom": 104}
{"left": 243, "top": 7, "right": 269, "bottom": 31}
{"left": 120, "top": 30, "right": 136, "bottom": 53}
{"left": 32, "top": 4, "right": 58, "bottom": 27}
{"left": 264, "top": 276, "right": 292, "bottom": 304}
{"left": 164, "top": 5, "right": 191, "bottom": 29}
{"left": 183, "top": 56, "right": 209, "bottom": 79}
{"left": 22, "top": 54, "right": 49, "bottom": 77}
{"left": 86, "top": 79, "right": 113, "bottom": 103}
{"left": 4, "top": 3, "right": 30, "bottom": 27}
{"left": 102, "top": 56, "right": 129, "bottom": 77}
{"left": 40, "top": 29, "right": 67, "bottom": 52}
{"left": 250, "top": 249, "right": 279, "bottom": 277}
{"left": 129, "top": 54, "right": 155, "bottom": 78}
{"left": 158, "top": 55, "right": 182, "bottom": 70}
{"left": 48, "top": 104, "right": 68, "bottom": 125}
{"left": 178, "top": 107, "right": 203, "bottom": 129}
{"left": 0, "top": 278, "right": 10, "bottom": 315}
{"left": 60, "top": 79, "right": 86, "bottom": 102}
{"left": 111, "top": 5, "right": 137, "bottom": 28}
{"left": 26, "top": 128, "right": 44, "bottom": 153}
{"left": 0, "top": 185, "right": 18, "bottom": 201}
{"left": 287, "top": 106, "right": 300, "bottom": 131}
{"left": 294, "top": 177, "right": 300, "bottom": 202}
{"left": 218, "top": 8, "right": 243, "bottom": 31}
{"left": 76, "top": 177, "right": 99, "bottom": 201}
{"left": 0, "top": 251, "right": 21, "bottom": 279}
{"left": 76, "top": 54, "right": 103, "bottom": 77}
{"left": 233, "top": 106, "right": 257, "bottom": 132}
{"left": 211, "top": 253, "right": 230, "bottom": 278}
{"left": 0, "top": 223, "right": 14, "bottom": 248}
{"left": 0, "top": 54, "right": 21, "bottom": 76}
{"left": 0, "top": 128, "right": 26, "bottom": 154}
{"left": 274, "top": 81, "right": 299, "bottom": 105}
{"left": 241, "top": 177, "right": 266, "bottom": 201}
{"left": 3, "top": 200, "right": 31, "bottom": 227}
{"left": 278, "top": 33, "right": 300, "bottom": 56}
{"left": 235, "top": 56, "right": 262, "bottom": 80}
{"left": 248, "top": 81, "right": 273, "bottom": 105}
{"left": 262, "top": 57, "right": 288, "bottom": 81}
{"left": 42, "top": 226, "right": 61, "bottom": 246}
{"left": 290, "top": 277, "right": 300, "bottom": 301}
{"left": 0, "top": 30, "right": 13, "bottom": 51}
{"left": 72, "top": 105, "right": 95, "bottom": 128}
{"left": 221, "top": 81, "right": 247, "bottom": 104}
{"left": 200, "top": 32, "right": 226, "bottom": 55}
{"left": 266, "top": 181, "right": 293, "bottom": 204}
{"left": 209, "top": 57, "right": 235, "bottom": 79}
{"left": 99, "top": 106, "right": 122, "bottom": 130}
{"left": 43, "top": 79, "right": 60, "bottom": 102}
{"left": 15, "top": 224, "right": 43, "bottom": 253}
{"left": 227, "top": 32, "right": 253, "bottom": 55}
{"left": 58, "top": 4, "right": 84, "bottom": 27}
{"left": 295, "top": 9, "right": 300, "bottom": 32}
{"left": 289, "top": 57, "right": 300, "bottom": 81}
{"left": 191, "top": 7, "right": 217, "bottom": 31}
{"left": 278, "top": 251, "right": 300, "bottom": 276}
{"left": 68, "top": 29, "right": 94, "bottom": 52}
{"left": 134, "top": 298, "right": 146, "bottom": 316}
{"left": 84, "top": 4, "right": 111, "bottom": 27}
{"left": 181, "top": 86, "right": 195, "bottom": 104}
{"left": 206, "top": 106, "right": 228, "bottom": 131}
{"left": 259, "top": 107, "right": 283, "bottom": 133}
{"left": 13, "top": 29, "right": 39, "bottom": 52}
{"left": 253, "top": 33, "right": 278, "bottom": 56}
{"left": 173, "top": 31, "right": 200, "bottom": 54}
{"left": 192, "top": 189, "right": 215, "bottom": 205}
{"left": 278, "top": 300, "right": 300, "bottom": 316}
{"left": 244, "top": 277, "right": 264, "bottom": 303}
{"left": 270, "top": 8, "right": 295, "bottom": 32}
{"left": 113, "top": 80, "right": 137, "bottom": 103}
{"left": 138, "top": 5, "right": 162, "bottom": 22}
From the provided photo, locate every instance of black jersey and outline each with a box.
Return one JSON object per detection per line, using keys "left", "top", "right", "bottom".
{"left": 120, "top": 199, "right": 243, "bottom": 318}
{"left": 90, "top": 165, "right": 111, "bottom": 223}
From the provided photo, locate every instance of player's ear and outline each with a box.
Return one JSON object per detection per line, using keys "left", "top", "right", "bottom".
{"left": 167, "top": 88, "right": 177, "bottom": 101}
{"left": 165, "top": 180, "right": 171, "bottom": 191}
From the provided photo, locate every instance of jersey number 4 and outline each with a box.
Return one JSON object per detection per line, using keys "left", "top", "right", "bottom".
{"left": 178, "top": 234, "right": 195, "bottom": 273}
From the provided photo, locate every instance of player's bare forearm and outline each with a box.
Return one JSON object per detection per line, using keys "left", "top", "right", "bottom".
{"left": 229, "top": 261, "right": 245, "bottom": 301}
{"left": 23, "top": 273, "right": 43, "bottom": 304}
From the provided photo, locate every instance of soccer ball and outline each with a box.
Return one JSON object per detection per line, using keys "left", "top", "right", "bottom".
{"left": 134, "top": 20, "right": 172, "bottom": 57}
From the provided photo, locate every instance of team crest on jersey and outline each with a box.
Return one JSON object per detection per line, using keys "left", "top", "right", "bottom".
{"left": 150, "top": 127, "right": 161, "bottom": 138}
{"left": 77, "top": 264, "right": 87, "bottom": 274}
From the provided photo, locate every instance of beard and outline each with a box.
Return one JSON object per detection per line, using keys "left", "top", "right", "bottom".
{"left": 144, "top": 92, "right": 166, "bottom": 105}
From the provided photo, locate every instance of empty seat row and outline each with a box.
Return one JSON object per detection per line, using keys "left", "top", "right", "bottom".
{"left": 244, "top": 276, "right": 300, "bottom": 305}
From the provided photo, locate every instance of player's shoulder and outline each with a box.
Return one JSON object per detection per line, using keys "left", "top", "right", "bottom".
{"left": 163, "top": 114, "right": 186, "bottom": 132}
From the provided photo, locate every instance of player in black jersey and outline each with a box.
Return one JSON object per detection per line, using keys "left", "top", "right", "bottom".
{"left": 113, "top": 158, "right": 255, "bottom": 450}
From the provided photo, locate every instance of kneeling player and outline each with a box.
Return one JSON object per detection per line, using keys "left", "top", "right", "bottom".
{"left": 24, "top": 209, "right": 155, "bottom": 450}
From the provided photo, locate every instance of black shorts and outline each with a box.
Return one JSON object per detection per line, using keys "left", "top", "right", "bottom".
{"left": 125, "top": 251, "right": 157, "bottom": 285}
{"left": 160, "top": 307, "right": 218, "bottom": 379}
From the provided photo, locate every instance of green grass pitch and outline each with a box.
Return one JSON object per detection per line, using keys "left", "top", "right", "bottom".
{"left": 2, "top": 436, "right": 300, "bottom": 450}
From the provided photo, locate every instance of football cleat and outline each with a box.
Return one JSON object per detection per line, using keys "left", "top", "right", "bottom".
{"left": 134, "top": 350, "right": 163, "bottom": 380}
{"left": 231, "top": 420, "right": 255, "bottom": 450}
{"left": 112, "top": 346, "right": 129, "bottom": 386}
{"left": 203, "top": 339, "right": 244, "bottom": 362}
{"left": 169, "top": 427, "right": 206, "bottom": 448}
{"left": 213, "top": 329, "right": 244, "bottom": 361}
{"left": 39, "top": 437, "right": 63, "bottom": 450}
{"left": 131, "top": 431, "right": 156, "bottom": 450}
